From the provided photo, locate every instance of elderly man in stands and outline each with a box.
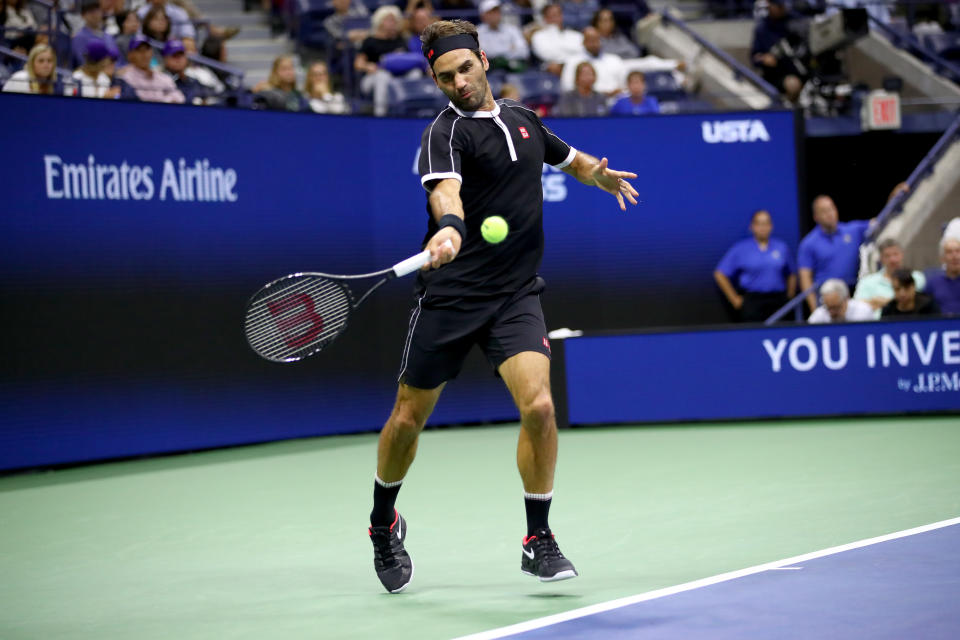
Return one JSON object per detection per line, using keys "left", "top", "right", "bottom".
{"left": 925, "top": 236, "right": 960, "bottom": 315}
{"left": 798, "top": 194, "right": 874, "bottom": 313}
{"left": 559, "top": 26, "right": 624, "bottom": 96}
{"left": 136, "top": 0, "right": 196, "bottom": 48}
{"left": 854, "top": 238, "right": 926, "bottom": 317}
{"left": 531, "top": 3, "right": 584, "bottom": 76}
{"left": 118, "top": 34, "right": 184, "bottom": 102}
{"left": 71, "top": 0, "right": 120, "bottom": 68}
{"left": 808, "top": 279, "right": 875, "bottom": 324}
{"left": 477, "top": 0, "right": 528, "bottom": 72}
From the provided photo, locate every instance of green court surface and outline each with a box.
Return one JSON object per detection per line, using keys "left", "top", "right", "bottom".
{"left": 1, "top": 416, "right": 958, "bottom": 639}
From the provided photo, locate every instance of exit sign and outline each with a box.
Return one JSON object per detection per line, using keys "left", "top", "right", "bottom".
{"left": 862, "top": 90, "right": 901, "bottom": 130}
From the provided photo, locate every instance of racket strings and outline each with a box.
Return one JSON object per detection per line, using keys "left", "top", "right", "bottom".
{"left": 245, "top": 276, "right": 353, "bottom": 361}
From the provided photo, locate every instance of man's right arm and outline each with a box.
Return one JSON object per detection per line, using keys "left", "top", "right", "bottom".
{"left": 423, "top": 178, "right": 463, "bottom": 270}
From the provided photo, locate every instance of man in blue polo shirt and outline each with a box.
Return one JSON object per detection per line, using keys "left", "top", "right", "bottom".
{"left": 798, "top": 194, "right": 874, "bottom": 313}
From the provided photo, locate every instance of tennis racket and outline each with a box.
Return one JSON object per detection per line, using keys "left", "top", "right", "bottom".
{"left": 245, "top": 240, "right": 454, "bottom": 363}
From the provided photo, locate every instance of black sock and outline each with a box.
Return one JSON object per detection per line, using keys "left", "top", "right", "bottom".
{"left": 524, "top": 491, "right": 553, "bottom": 536}
{"left": 370, "top": 476, "right": 402, "bottom": 527}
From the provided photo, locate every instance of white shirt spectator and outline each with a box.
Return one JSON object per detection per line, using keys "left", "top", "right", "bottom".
{"left": 808, "top": 298, "right": 875, "bottom": 323}
{"left": 71, "top": 69, "right": 113, "bottom": 97}
{"left": 531, "top": 24, "right": 584, "bottom": 66}
{"left": 2, "top": 70, "right": 71, "bottom": 94}
{"left": 477, "top": 21, "right": 529, "bottom": 62}
{"left": 560, "top": 51, "right": 625, "bottom": 94}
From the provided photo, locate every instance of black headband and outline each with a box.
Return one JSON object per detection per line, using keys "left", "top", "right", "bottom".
{"left": 423, "top": 34, "right": 480, "bottom": 67}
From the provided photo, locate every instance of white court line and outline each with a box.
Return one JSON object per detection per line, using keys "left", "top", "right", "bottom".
{"left": 451, "top": 516, "right": 960, "bottom": 640}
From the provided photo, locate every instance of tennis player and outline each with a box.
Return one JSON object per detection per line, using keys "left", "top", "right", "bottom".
{"left": 368, "top": 19, "right": 640, "bottom": 593}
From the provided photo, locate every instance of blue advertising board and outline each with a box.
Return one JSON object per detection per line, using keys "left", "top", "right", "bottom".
{"left": 0, "top": 95, "right": 801, "bottom": 470}
{"left": 563, "top": 318, "right": 960, "bottom": 425}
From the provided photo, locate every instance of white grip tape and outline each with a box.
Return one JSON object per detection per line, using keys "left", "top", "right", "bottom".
{"left": 392, "top": 239, "right": 455, "bottom": 278}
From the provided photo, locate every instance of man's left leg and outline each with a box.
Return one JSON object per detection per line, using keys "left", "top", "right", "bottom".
{"left": 499, "top": 351, "right": 578, "bottom": 582}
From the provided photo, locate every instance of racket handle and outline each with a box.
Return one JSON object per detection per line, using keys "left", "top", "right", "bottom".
{"left": 392, "top": 239, "right": 455, "bottom": 278}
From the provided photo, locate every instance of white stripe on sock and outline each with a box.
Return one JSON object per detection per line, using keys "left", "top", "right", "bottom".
{"left": 375, "top": 475, "right": 403, "bottom": 488}
{"left": 524, "top": 491, "right": 553, "bottom": 501}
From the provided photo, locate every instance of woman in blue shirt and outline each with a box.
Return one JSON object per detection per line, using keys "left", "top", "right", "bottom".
{"left": 714, "top": 209, "right": 797, "bottom": 322}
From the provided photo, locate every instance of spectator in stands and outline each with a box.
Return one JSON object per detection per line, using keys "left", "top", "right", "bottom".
{"left": 854, "top": 238, "right": 926, "bottom": 316}
{"left": 553, "top": 60, "right": 607, "bottom": 116}
{"left": 406, "top": 4, "right": 435, "bottom": 53}
{"left": 253, "top": 53, "right": 308, "bottom": 111}
{"left": 305, "top": 60, "right": 349, "bottom": 113}
{"left": 925, "top": 237, "right": 960, "bottom": 315}
{"left": 103, "top": 39, "right": 138, "bottom": 99}
{"left": 560, "top": 25, "right": 624, "bottom": 95}
{"left": 117, "top": 34, "right": 184, "bottom": 102}
{"left": 101, "top": 0, "right": 124, "bottom": 36}
{"left": 530, "top": 3, "right": 584, "bottom": 76}
{"left": 114, "top": 10, "right": 139, "bottom": 62}
{"left": 192, "top": 36, "right": 227, "bottom": 95}
{"left": 71, "top": 0, "right": 119, "bottom": 69}
{"left": 141, "top": 6, "right": 171, "bottom": 45}
{"left": 4, "top": 0, "right": 37, "bottom": 39}
{"left": 477, "top": 0, "right": 529, "bottom": 72}
{"left": 714, "top": 209, "right": 797, "bottom": 323}
{"left": 881, "top": 269, "right": 939, "bottom": 318}
{"left": 559, "top": 0, "right": 598, "bottom": 31}
{"left": 136, "top": 0, "right": 196, "bottom": 50}
{"left": 750, "top": 0, "right": 804, "bottom": 103}
{"left": 798, "top": 195, "right": 874, "bottom": 313}
{"left": 609, "top": 70, "right": 659, "bottom": 115}
{"left": 591, "top": 7, "right": 640, "bottom": 59}
{"left": 162, "top": 39, "right": 208, "bottom": 104}
{"left": 355, "top": 5, "right": 407, "bottom": 116}
{"left": 323, "top": 0, "right": 369, "bottom": 45}
{"left": 2, "top": 42, "right": 61, "bottom": 93}
{"left": 808, "top": 279, "right": 875, "bottom": 323}
{"left": 71, "top": 38, "right": 115, "bottom": 97}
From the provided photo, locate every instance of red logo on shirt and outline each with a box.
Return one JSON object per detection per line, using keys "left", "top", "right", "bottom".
{"left": 518, "top": 126, "right": 530, "bottom": 139}
{"left": 542, "top": 337, "right": 551, "bottom": 352}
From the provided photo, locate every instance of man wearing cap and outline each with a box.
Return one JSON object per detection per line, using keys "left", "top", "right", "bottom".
{"left": 162, "top": 39, "right": 209, "bottom": 104}
{"left": 71, "top": 38, "right": 117, "bottom": 97}
{"left": 118, "top": 34, "right": 185, "bottom": 103}
{"left": 71, "top": 0, "right": 120, "bottom": 69}
{"left": 364, "top": 18, "right": 639, "bottom": 594}
{"left": 476, "top": 0, "right": 528, "bottom": 72}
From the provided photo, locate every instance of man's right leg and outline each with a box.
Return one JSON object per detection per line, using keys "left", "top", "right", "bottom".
{"left": 368, "top": 382, "right": 444, "bottom": 593}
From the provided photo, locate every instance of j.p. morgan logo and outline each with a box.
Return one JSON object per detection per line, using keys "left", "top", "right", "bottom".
{"left": 702, "top": 119, "right": 770, "bottom": 143}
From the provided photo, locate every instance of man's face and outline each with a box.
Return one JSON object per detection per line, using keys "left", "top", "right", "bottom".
{"left": 129, "top": 44, "right": 151, "bottom": 70}
{"left": 813, "top": 196, "right": 839, "bottom": 232}
{"left": 893, "top": 280, "right": 915, "bottom": 308}
{"left": 627, "top": 73, "right": 645, "bottom": 98}
{"left": 164, "top": 51, "right": 187, "bottom": 74}
{"left": 880, "top": 245, "right": 903, "bottom": 272}
{"left": 943, "top": 239, "right": 960, "bottom": 275}
{"left": 750, "top": 211, "right": 773, "bottom": 242}
{"left": 582, "top": 27, "right": 601, "bottom": 57}
{"left": 481, "top": 6, "right": 501, "bottom": 28}
{"left": 431, "top": 48, "right": 489, "bottom": 112}
{"left": 411, "top": 8, "right": 431, "bottom": 34}
{"left": 543, "top": 5, "right": 563, "bottom": 27}
{"left": 822, "top": 292, "right": 847, "bottom": 321}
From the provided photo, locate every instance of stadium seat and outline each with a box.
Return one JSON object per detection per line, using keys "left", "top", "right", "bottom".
{"left": 644, "top": 71, "right": 687, "bottom": 102}
{"left": 506, "top": 71, "right": 561, "bottom": 108}
{"left": 923, "top": 32, "right": 960, "bottom": 61}
{"left": 387, "top": 76, "right": 448, "bottom": 117}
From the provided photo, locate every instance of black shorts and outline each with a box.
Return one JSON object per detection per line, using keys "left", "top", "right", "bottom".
{"left": 397, "top": 277, "right": 551, "bottom": 389}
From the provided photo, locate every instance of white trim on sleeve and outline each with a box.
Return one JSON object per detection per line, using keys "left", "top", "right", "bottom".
{"left": 552, "top": 146, "right": 577, "bottom": 170}
{"left": 420, "top": 171, "right": 463, "bottom": 191}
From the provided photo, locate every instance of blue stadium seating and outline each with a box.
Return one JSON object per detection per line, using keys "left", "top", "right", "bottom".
{"left": 506, "top": 71, "right": 561, "bottom": 108}
{"left": 643, "top": 71, "right": 687, "bottom": 102}
{"left": 923, "top": 32, "right": 960, "bottom": 61}
{"left": 387, "top": 76, "right": 448, "bottom": 117}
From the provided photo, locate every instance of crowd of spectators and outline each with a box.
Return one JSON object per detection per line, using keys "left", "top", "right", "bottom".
{"left": 714, "top": 186, "right": 960, "bottom": 324}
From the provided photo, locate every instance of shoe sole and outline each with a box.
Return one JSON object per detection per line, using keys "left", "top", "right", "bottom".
{"left": 388, "top": 561, "right": 414, "bottom": 594}
{"left": 521, "top": 568, "right": 578, "bottom": 582}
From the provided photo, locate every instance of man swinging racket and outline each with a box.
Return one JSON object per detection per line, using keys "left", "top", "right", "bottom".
{"left": 367, "top": 18, "right": 640, "bottom": 593}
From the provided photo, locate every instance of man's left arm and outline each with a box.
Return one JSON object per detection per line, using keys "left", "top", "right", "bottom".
{"left": 561, "top": 150, "right": 639, "bottom": 211}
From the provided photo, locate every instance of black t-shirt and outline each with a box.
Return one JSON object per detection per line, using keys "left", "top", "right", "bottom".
{"left": 360, "top": 36, "right": 406, "bottom": 65}
{"left": 416, "top": 99, "right": 575, "bottom": 300}
{"left": 880, "top": 294, "right": 940, "bottom": 318}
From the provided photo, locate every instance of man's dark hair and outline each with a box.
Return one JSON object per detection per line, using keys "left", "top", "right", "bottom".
{"left": 891, "top": 268, "right": 915, "bottom": 288}
{"left": 877, "top": 238, "right": 901, "bottom": 252}
{"left": 421, "top": 19, "right": 481, "bottom": 63}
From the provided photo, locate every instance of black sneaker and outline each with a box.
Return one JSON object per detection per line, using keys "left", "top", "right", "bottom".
{"left": 369, "top": 510, "right": 413, "bottom": 593}
{"left": 521, "top": 528, "right": 578, "bottom": 582}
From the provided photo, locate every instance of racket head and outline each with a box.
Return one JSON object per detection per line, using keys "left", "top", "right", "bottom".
{"left": 244, "top": 273, "right": 355, "bottom": 362}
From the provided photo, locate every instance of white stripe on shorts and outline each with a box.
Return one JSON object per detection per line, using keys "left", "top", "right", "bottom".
{"left": 397, "top": 295, "right": 425, "bottom": 382}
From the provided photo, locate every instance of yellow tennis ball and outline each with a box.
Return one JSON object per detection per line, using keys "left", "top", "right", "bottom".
{"left": 481, "top": 216, "right": 509, "bottom": 244}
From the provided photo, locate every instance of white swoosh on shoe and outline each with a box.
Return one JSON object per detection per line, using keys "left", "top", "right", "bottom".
{"left": 522, "top": 547, "right": 535, "bottom": 560}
